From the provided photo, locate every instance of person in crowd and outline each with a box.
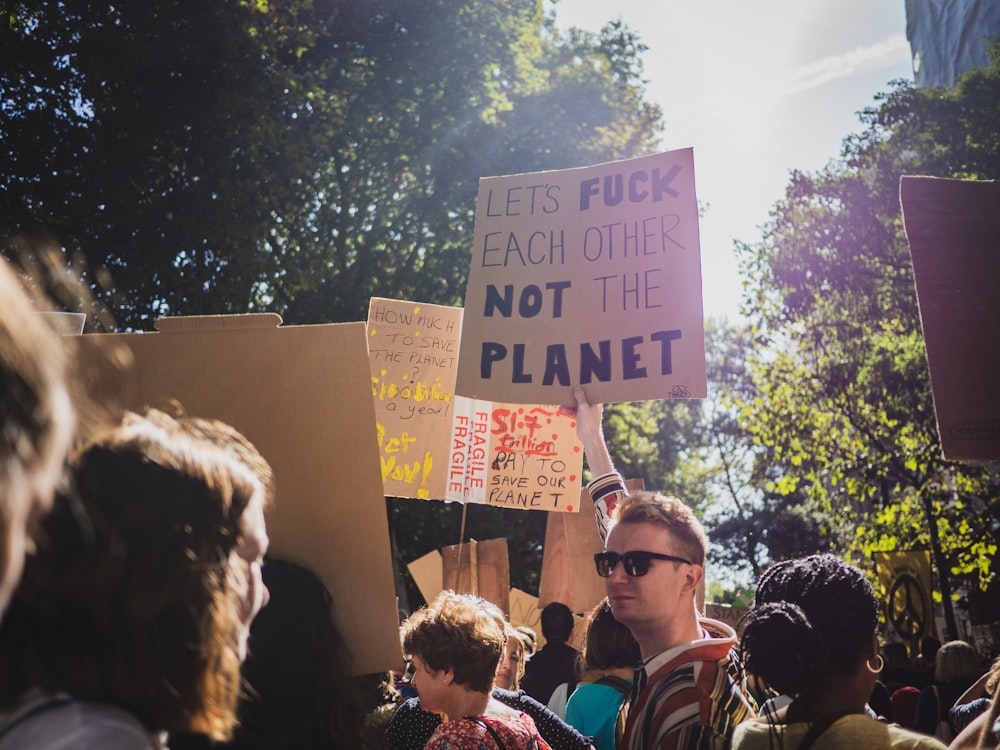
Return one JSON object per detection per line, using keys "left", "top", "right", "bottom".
{"left": 915, "top": 640, "right": 983, "bottom": 741}
{"left": 564, "top": 598, "right": 641, "bottom": 750}
{"left": 883, "top": 641, "right": 923, "bottom": 694}
{"left": 950, "top": 656, "right": 1000, "bottom": 735}
{"left": 0, "top": 257, "right": 74, "bottom": 616}
{"left": 397, "top": 590, "right": 551, "bottom": 749}
{"left": 0, "top": 410, "right": 270, "bottom": 747}
{"left": 521, "top": 601, "right": 581, "bottom": 706}
{"left": 517, "top": 625, "right": 538, "bottom": 658}
{"left": 171, "top": 558, "right": 367, "bottom": 750}
{"left": 731, "top": 554, "right": 946, "bottom": 749}
{"left": 948, "top": 682, "right": 1000, "bottom": 750}
{"left": 917, "top": 637, "right": 944, "bottom": 684}
{"left": 892, "top": 685, "right": 922, "bottom": 728}
{"left": 384, "top": 596, "right": 594, "bottom": 749}
{"left": 564, "top": 386, "right": 754, "bottom": 749}
{"left": 496, "top": 624, "right": 528, "bottom": 692}
{"left": 869, "top": 678, "right": 894, "bottom": 722}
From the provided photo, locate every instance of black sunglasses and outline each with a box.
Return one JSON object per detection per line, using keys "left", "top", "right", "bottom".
{"left": 594, "top": 550, "right": 693, "bottom": 578}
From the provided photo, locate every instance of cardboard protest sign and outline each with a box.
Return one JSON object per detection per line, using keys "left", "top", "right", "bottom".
{"left": 367, "top": 298, "right": 583, "bottom": 509}
{"left": 440, "top": 537, "right": 510, "bottom": 614}
{"left": 509, "top": 587, "right": 543, "bottom": 640}
{"left": 538, "top": 479, "right": 644, "bottom": 612}
{"left": 901, "top": 176, "right": 1000, "bottom": 460}
{"left": 456, "top": 148, "right": 707, "bottom": 406}
{"left": 446, "top": 398, "right": 582, "bottom": 511}
{"left": 407, "top": 549, "right": 445, "bottom": 606}
{"left": 874, "top": 549, "right": 934, "bottom": 644}
{"left": 73, "top": 314, "right": 399, "bottom": 675}
{"left": 368, "top": 298, "right": 461, "bottom": 499}
{"left": 704, "top": 603, "right": 749, "bottom": 637}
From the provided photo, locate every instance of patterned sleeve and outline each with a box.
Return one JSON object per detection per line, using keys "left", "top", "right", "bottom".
{"left": 493, "top": 688, "right": 593, "bottom": 750}
{"left": 951, "top": 697, "right": 990, "bottom": 732}
{"left": 587, "top": 471, "right": 627, "bottom": 544}
{"left": 382, "top": 697, "right": 444, "bottom": 750}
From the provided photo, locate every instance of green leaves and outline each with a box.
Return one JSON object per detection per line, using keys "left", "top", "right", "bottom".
{"left": 728, "top": 45, "right": 1000, "bottom": 632}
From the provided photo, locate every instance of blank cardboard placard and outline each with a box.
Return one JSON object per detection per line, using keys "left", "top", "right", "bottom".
{"left": 440, "top": 537, "right": 510, "bottom": 615}
{"left": 509, "top": 587, "right": 543, "bottom": 639}
{"left": 73, "top": 314, "right": 399, "bottom": 675}
{"left": 457, "top": 149, "right": 707, "bottom": 407}
{"left": 901, "top": 176, "right": 1000, "bottom": 460}
{"left": 407, "top": 549, "right": 444, "bottom": 606}
{"left": 538, "top": 478, "right": 644, "bottom": 612}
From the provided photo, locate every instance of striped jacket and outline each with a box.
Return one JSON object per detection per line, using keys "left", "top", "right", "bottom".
{"left": 621, "top": 619, "right": 754, "bottom": 750}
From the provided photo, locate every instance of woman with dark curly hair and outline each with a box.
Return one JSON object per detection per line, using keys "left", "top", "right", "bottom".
{"left": 400, "top": 591, "right": 553, "bottom": 750}
{"left": 732, "top": 554, "right": 946, "bottom": 750}
{"left": 0, "top": 410, "right": 270, "bottom": 748}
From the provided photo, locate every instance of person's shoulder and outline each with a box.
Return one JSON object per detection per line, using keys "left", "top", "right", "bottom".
{"left": 884, "top": 721, "right": 950, "bottom": 749}
{"left": 0, "top": 700, "right": 159, "bottom": 750}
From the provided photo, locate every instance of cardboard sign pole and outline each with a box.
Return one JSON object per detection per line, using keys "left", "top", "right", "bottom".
{"left": 454, "top": 503, "right": 469, "bottom": 591}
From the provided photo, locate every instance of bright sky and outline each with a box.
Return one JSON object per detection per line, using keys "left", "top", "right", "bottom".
{"left": 554, "top": 0, "right": 915, "bottom": 320}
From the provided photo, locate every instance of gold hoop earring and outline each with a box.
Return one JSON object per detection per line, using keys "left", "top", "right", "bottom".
{"left": 867, "top": 654, "right": 884, "bottom": 673}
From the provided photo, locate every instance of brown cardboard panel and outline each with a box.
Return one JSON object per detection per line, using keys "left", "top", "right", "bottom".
{"left": 901, "top": 176, "right": 1000, "bottom": 460}
{"left": 73, "top": 314, "right": 399, "bottom": 675}
{"left": 440, "top": 537, "right": 511, "bottom": 615}
{"left": 407, "top": 549, "right": 445, "bottom": 607}
{"left": 538, "top": 479, "right": 644, "bottom": 612}
{"left": 457, "top": 149, "right": 707, "bottom": 407}
{"left": 704, "top": 603, "right": 749, "bottom": 637}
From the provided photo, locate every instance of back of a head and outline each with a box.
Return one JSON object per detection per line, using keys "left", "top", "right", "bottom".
{"left": 583, "top": 599, "right": 640, "bottom": 671}
{"left": 883, "top": 641, "right": 910, "bottom": 667}
{"left": 0, "top": 258, "right": 74, "bottom": 613}
{"left": 0, "top": 411, "right": 263, "bottom": 740}
{"left": 227, "top": 558, "right": 365, "bottom": 749}
{"left": 740, "top": 554, "right": 878, "bottom": 697}
{"left": 541, "top": 601, "right": 575, "bottom": 644}
{"left": 935, "top": 640, "right": 982, "bottom": 684}
{"left": 613, "top": 491, "right": 707, "bottom": 566}
{"left": 920, "top": 636, "right": 941, "bottom": 662}
{"left": 890, "top": 686, "right": 921, "bottom": 728}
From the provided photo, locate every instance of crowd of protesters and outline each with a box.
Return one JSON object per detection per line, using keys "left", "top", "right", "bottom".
{"left": 4, "top": 256, "right": 1000, "bottom": 750}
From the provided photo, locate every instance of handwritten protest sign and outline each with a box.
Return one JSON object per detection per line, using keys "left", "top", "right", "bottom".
{"left": 456, "top": 148, "right": 706, "bottom": 406}
{"left": 368, "top": 298, "right": 460, "bottom": 499}
{"left": 368, "top": 298, "right": 583, "bottom": 510}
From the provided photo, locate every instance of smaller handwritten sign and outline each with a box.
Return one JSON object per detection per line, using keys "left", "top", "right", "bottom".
{"left": 447, "top": 397, "right": 582, "bottom": 512}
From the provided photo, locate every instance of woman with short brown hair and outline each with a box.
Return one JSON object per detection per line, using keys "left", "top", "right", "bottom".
{"left": 400, "top": 591, "right": 552, "bottom": 749}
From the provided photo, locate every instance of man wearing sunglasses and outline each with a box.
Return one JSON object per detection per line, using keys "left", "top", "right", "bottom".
{"left": 563, "top": 387, "right": 755, "bottom": 750}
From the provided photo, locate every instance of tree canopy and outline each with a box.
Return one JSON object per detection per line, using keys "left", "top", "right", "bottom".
{"left": 2, "top": 0, "right": 661, "bottom": 330}
{"left": 730, "top": 45, "right": 1000, "bottom": 637}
